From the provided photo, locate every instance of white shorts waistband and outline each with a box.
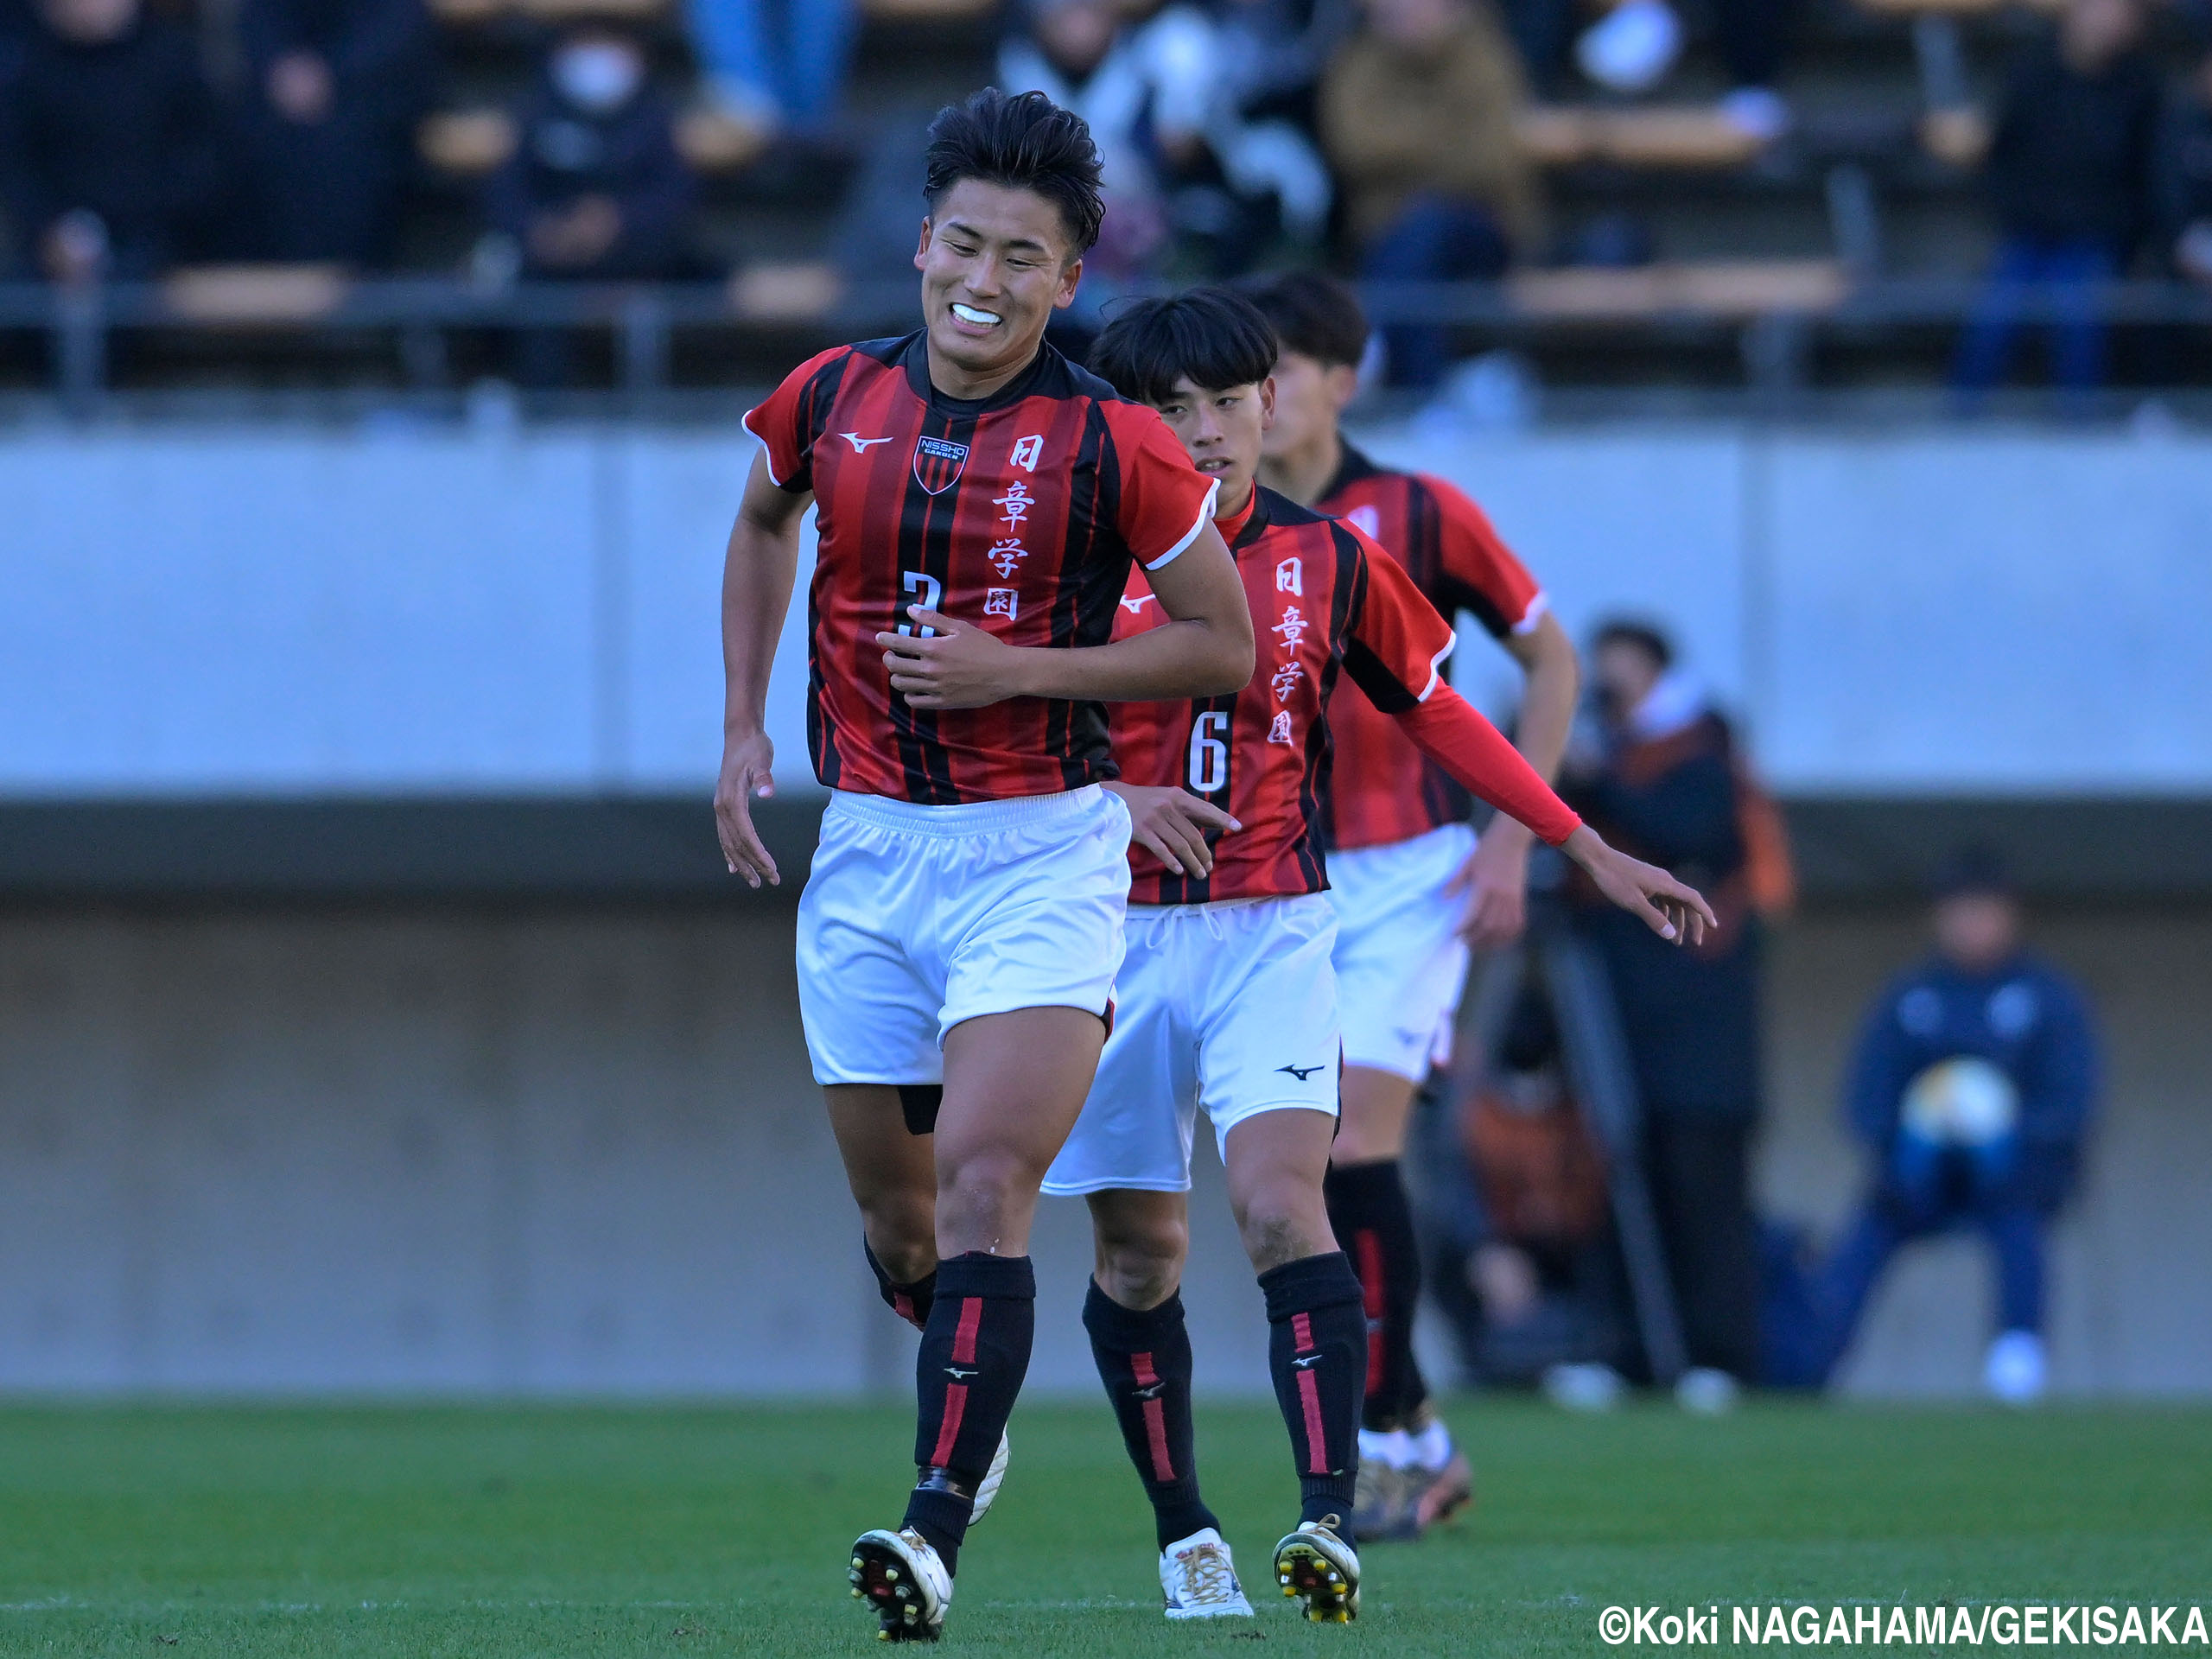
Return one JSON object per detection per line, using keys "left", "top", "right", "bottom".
{"left": 826, "top": 785, "right": 1108, "bottom": 838}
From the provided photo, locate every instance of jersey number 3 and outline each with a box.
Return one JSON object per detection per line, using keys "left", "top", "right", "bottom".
{"left": 898, "top": 569, "right": 942, "bottom": 636}
{"left": 1187, "top": 709, "right": 1229, "bottom": 794}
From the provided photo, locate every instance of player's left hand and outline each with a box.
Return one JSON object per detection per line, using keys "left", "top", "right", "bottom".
{"left": 875, "top": 607, "right": 1033, "bottom": 709}
{"left": 1446, "top": 823, "right": 1533, "bottom": 950}
{"left": 1560, "top": 825, "right": 1717, "bottom": 947}
{"left": 1107, "top": 782, "right": 1240, "bottom": 877}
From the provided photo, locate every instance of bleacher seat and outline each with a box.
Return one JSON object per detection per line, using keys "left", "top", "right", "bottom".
{"left": 420, "top": 111, "right": 518, "bottom": 176}
{"left": 675, "top": 109, "right": 774, "bottom": 173}
{"left": 1518, "top": 105, "right": 1770, "bottom": 170}
{"left": 163, "top": 266, "right": 352, "bottom": 324}
{"left": 1508, "top": 259, "right": 1849, "bottom": 319}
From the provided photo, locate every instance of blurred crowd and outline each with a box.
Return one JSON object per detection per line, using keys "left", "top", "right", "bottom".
{"left": 1417, "top": 618, "right": 2102, "bottom": 1408}
{"left": 4, "top": 0, "right": 2212, "bottom": 386}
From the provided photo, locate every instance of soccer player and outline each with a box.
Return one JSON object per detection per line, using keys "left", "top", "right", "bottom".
{"left": 1246, "top": 270, "right": 1579, "bottom": 1536}
{"left": 715, "top": 90, "right": 1256, "bottom": 1643}
{"left": 1042, "top": 287, "right": 1714, "bottom": 1622}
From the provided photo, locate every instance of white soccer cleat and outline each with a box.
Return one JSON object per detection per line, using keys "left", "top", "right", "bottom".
{"left": 1159, "top": 1527, "right": 1254, "bottom": 1619}
{"left": 1274, "top": 1514, "right": 1361, "bottom": 1623}
{"left": 967, "top": 1431, "right": 1010, "bottom": 1526}
{"left": 848, "top": 1526, "right": 953, "bottom": 1643}
{"left": 1984, "top": 1330, "right": 2048, "bottom": 1406}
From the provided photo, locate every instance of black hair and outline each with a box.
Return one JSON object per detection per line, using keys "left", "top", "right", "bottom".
{"left": 1591, "top": 617, "right": 1675, "bottom": 671}
{"left": 1086, "top": 286, "right": 1280, "bottom": 404}
{"left": 1240, "top": 270, "right": 1370, "bottom": 370}
{"left": 923, "top": 87, "right": 1106, "bottom": 257}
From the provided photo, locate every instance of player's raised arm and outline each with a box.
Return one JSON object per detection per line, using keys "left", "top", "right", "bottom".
{"left": 715, "top": 447, "right": 810, "bottom": 888}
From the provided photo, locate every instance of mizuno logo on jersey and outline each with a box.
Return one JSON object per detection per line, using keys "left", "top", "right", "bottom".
{"left": 841, "top": 432, "right": 893, "bottom": 452}
{"left": 1276, "top": 1063, "right": 1325, "bottom": 1081}
{"left": 1119, "top": 594, "right": 1156, "bottom": 614}
{"left": 913, "top": 435, "right": 969, "bottom": 495}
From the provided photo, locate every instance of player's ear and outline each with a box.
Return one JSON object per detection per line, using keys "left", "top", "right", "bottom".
{"left": 1259, "top": 375, "right": 1277, "bottom": 430}
{"left": 913, "top": 217, "right": 933, "bottom": 271}
{"left": 1052, "top": 254, "right": 1084, "bottom": 310}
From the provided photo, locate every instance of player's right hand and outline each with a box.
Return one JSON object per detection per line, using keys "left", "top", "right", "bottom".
{"left": 1560, "top": 825, "right": 1715, "bottom": 946}
{"left": 715, "top": 731, "right": 780, "bottom": 888}
{"left": 1107, "top": 783, "right": 1240, "bottom": 878}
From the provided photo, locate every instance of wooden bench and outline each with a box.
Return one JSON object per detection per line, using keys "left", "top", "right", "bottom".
{"left": 1508, "top": 259, "right": 1850, "bottom": 318}
{"left": 1518, "top": 105, "right": 1771, "bottom": 169}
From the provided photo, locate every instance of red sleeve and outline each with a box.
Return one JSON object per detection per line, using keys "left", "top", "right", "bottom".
{"left": 1394, "top": 690, "right": 1582, "bottom": 847}
{"left": 1423, "top": 475, "right": 1546, "bottom": 638}
{"left": 1338, "top": 523, "right": 1459, "bottom": 713}
{"left": 740, "top": 346, "right": 847, "bottom": 494}
{"left": 1342, "top": 524, "right": 1580, "bottom": 845}
{"left": 1107, "top": 404, "right": 1220, "bottom": 570}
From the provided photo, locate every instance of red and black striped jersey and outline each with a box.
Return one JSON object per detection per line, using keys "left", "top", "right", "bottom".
{"left": 743, "top": 332, "right": 1218, "bottom": 804}
{"left": 1316, "top": 444, "right": 1548, "bottom": 851}
{"left": 1109, "top": 486, "right": 1458, "bottom": 905}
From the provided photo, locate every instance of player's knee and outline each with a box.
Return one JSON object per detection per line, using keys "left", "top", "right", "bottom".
{"left": 1094, "top": 1224, "right": 1187, "bottom": 1310}
{"left": 936, "top": 1147, "right": 1041, "bottom": 1237}
{"left": 1231, "top": 1178, "right": 1332, "bottom": 1274}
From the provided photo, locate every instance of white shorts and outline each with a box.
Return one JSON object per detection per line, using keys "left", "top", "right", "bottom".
{"left": 1326, "top": 820, "right": 1477, "bottom": 1082}
{"left": 796, "top": 785, "right": 1133, "bottom": 1086}
{"left": 1040, "top": 893, "right": 1340, "bottom": 1195}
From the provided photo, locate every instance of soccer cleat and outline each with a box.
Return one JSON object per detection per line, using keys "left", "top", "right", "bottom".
{"left": 848, "top": 1526, "right": 952, "bottom": 1643}
{"left": 1274, "top": 1514, "right": 1361, "bottom": 1623}
{"left": 1159, "top": 1527, "right": 1255, "bottom": 1620}
{"left": 1404, "top": 1444, "right": 1475, "bottom": 1534}
{"left": 967, "top": 1432, "right": 1011, "bottom": 1526}
{"left": 1348, "top": 1454, "right": 1412, "bottom": 1541}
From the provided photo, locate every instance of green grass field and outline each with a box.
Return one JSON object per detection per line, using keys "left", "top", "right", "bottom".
{"left": 1, "top": 1399, "right": 2205, "bottom": 1656}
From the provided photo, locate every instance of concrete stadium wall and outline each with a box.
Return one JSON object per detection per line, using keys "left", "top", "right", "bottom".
{"left": 3, "top": 423, "right": 2211, "bottom": 798}
{"left": 3, "top": 898, "right": 2206, "bottom": 1399}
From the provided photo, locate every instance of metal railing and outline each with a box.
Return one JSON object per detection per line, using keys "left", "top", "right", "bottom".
{"left": 4, "top": 274, "right": 2209, "bottom": 414}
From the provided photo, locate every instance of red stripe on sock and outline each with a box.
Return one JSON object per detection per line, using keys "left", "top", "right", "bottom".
{"left": 893, "top": 1292, "right": 918, "bottom": 1330}
{"left": 1293, "top": 1312, "right": 1315, "bottom": 1354}
{"left": 1355, "top": 1230, "right": 1387, "bottom": 1395}
{"left": 950, "top": 1296, "right": 983, "bottom": 1365}
{"left": 1131, "top": 1351, "right": 1159, "bottom": 1388}
{"left": 1141, "top": 1397, "right": 1175, "bottom": 1481}
{"left": 931, "top": 1382, "right": 969, "bottom": 1468}
{"left": 1295, "top": 1367, "right": 1328, "bottom": 1474}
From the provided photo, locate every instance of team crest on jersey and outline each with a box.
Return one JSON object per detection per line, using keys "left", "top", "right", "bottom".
{"left": 912, "top": 435, "right": 970, "bottom": 496}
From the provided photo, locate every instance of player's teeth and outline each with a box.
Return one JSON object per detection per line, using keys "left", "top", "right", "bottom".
{"left": 951, "top": 303, "right": 1000, "bottom": 325}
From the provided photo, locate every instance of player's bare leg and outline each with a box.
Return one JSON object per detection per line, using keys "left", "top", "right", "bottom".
{"left": 850, "top": 1005, "right": 1103, "bottom": 1639}
{"left": 826, "top": 1085, "right": 939, "bottom": 1291}
{"left": 1327, "top": 1063, "right": 1472, "bottom": 1538}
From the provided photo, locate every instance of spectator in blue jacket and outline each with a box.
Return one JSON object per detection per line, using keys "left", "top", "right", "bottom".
{"left": 1811, "top": 849, "right": 2099, "bottom": 1403}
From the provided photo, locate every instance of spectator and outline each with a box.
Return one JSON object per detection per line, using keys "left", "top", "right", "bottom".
{"left": 1950, "top": 0, "right": 2160, "bottom": 410}
{"left": 1319, "top": 0, "right": 1539, "bottom": 388}
{"left": 1000, "top": 0, "right": 1273, "bottom": 278}
{"left": 238, "top": 0, "right": 432, "bottom": 267}
{"left": 0, "top": 0, "right": 221, "bottom": 282}
{"left": 1558, "top": 619, "right": 1795, "bottom": 1395}
{"left": 1808, "top": 851, "right": 2099, "bottom": 1405}
{"left": 488, "top": 24, "right": 698, "bottom": 283}
{"left": 688, "top": 0, "right": 854, "bottom": 135}
{"left": 2158, "top": 49, "right": 2212, "bottom": 283}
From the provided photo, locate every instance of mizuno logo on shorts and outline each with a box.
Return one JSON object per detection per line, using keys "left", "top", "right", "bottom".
{"left": 1276, "top": 1063, "right": 1325, "bottom": 1081}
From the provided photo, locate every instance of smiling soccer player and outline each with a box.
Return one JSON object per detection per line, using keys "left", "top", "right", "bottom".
{"left": 1043, "top": 287, "right": 1714, "bottom": 1624}
{"left": 715, "top": 90, "right": 1255, "bottom": 1643}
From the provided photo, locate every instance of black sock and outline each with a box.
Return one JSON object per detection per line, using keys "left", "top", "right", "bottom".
{"left": 902, "top": 1252, "right": 1035, "bottom": 1575}
{"left": 1325, "top": 1159, "right": 1430, "bottom": 1431}
{"left": 866, "top": 1241, "right": 937, "bottom": 1332}
{"left": 1258, "top": 1250, "right": 1365, "bottom": 1535}
{"left": 1083, "top": 1281, "right": 1221, "bottom": 1551}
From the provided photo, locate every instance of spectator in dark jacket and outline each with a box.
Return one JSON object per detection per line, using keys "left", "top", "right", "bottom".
{"left": 1560, "top": 620, "right": 1795, "bottom": 1395}
{"left": 1809, "top": 851, "right": 2097, "bottom": 1404}
{"left": 488, "top": 24, "right": 697, "bottom": 283}
{"left": 1951, "top": 0, "right": 2160, "bottom": 406}
{"left": 239, "top": 0, "right": 432, "bottom": 266}
{"left": 2159, "top": 50, "right": 2212, "bottom": 283}
{"left": 0, "top": 0, "right": 220, "bottom": 281}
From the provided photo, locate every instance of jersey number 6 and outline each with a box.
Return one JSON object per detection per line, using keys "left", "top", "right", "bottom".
{"left": 898, "top": 569, "right": 942, "bottom": 636}
{"left": 1187, "top": 709, "right": 1229, "bottom": 794}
